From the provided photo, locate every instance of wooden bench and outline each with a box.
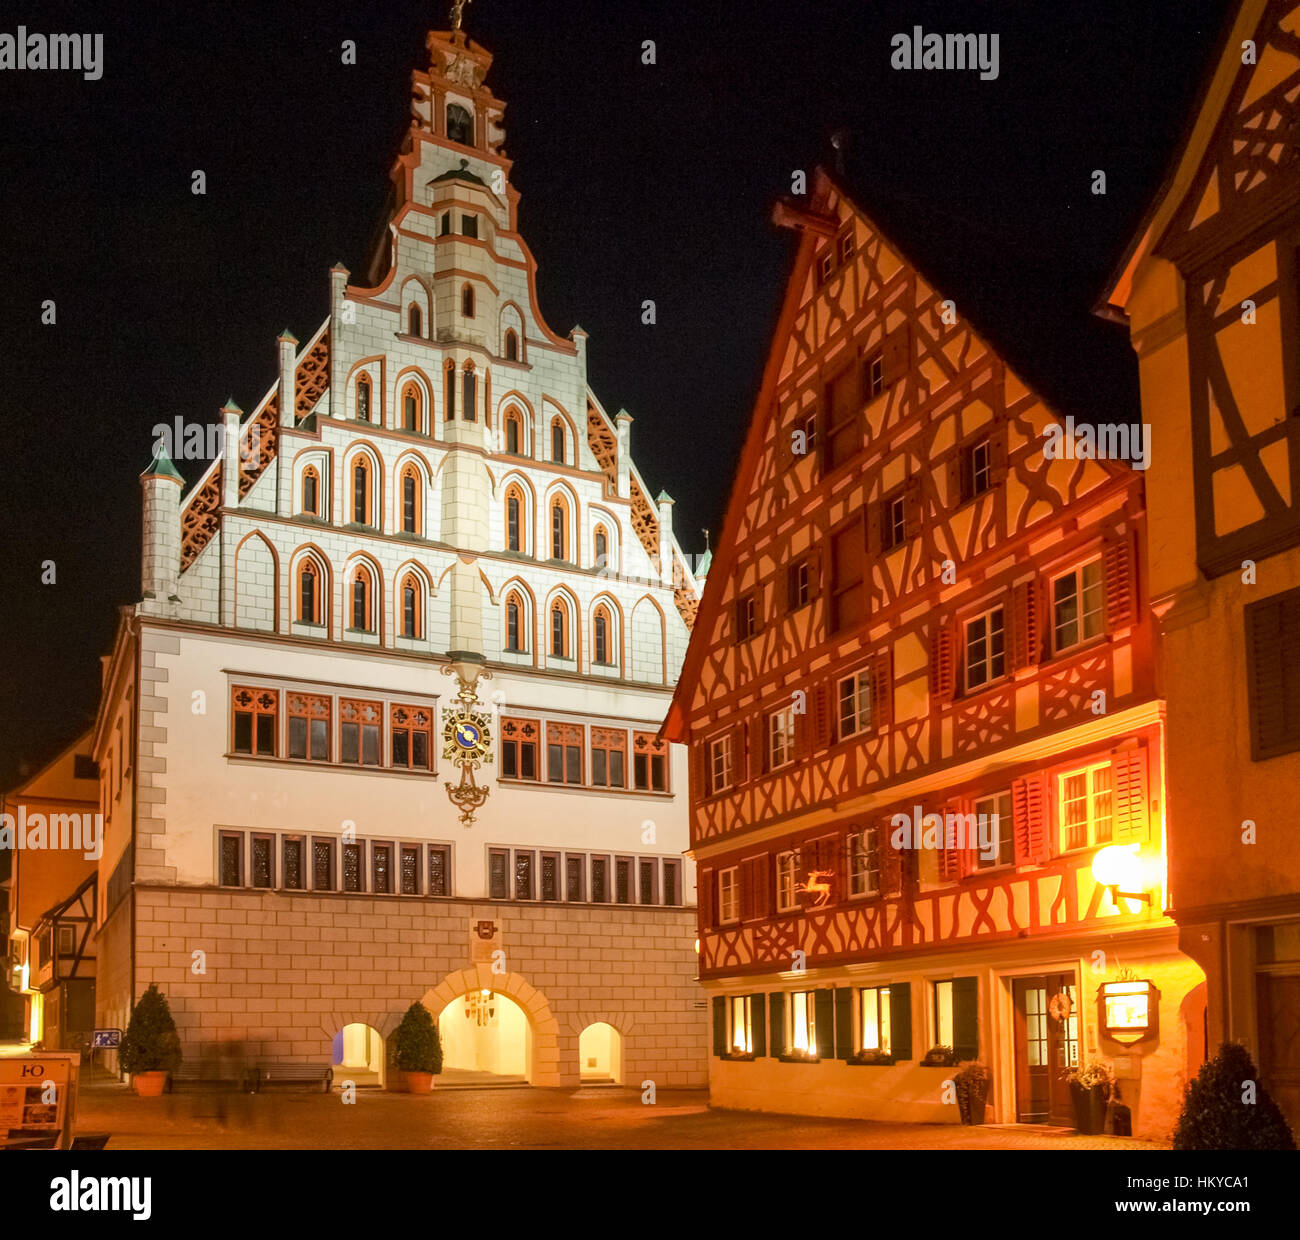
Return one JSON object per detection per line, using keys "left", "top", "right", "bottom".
{"left": 252, "top": 1064, "right": 333, "bottom": 1093}
{"left": 166, "top": 1063, "right": 255, "bottom": 1093}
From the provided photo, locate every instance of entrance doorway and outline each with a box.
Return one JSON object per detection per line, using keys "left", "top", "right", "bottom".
{"left": 578, "top": 1022, "right": 622, "bottom": 1083}
{"left": 1011, "top": 972, "right": 1079, "bottom": 1125}
{"left": 333, "top": 1023, "right": 385, "bottom": 1088}
{"left": 438, "top": 990, "right": 532, "bottom": 1084}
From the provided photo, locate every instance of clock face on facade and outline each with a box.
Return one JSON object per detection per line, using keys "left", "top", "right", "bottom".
{"left": 442, "top": 708, "right": 493, "bottom": 763}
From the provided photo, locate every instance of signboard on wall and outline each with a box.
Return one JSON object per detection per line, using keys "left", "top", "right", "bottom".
{"left": 91, "top": 1029, "right": 122, "bottom": 1049}
{"left": 469, "top": 918, "right": 502, "bottom": 964}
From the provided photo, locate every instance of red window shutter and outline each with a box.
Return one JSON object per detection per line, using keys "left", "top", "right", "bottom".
{"left": 812, "top": 682, "right": 832, "bottom": 748}
{"left": 1012, "top": 772, "right": 1049, "bottom": 865}
{"left": 1113, "top": 748, "right": 1150, "bottom": 843}
{"left": 903, "top": 478, "right": 923, "bottom": 540}
{"left": 1104, "top": 531, "right": 1136, "bottom": 630}
{"left": 882, "top": 324, "right": 911, "bottom": 386}
{"left": 866, "top": 501, "right": 883, "bottom": 556}
{"left": 881, "top": 820, "right": 903, "bottom": 895}
{"left": 988, "top": 420, "right": 1010, "bottom": 485}
{"left": 871, "top": 649, "right": 893, "bottom": 731}
{"left": 808, "top": 548, "right": 822, "bottom": 599}
{"left": 939, "top": 798, "right": 967, "bottom": 882}
{"left": 947, "top": 449, "right": 968, "bottom": 507}
{"left": 740, "top": 859, "right": 756, "bottom": 921}
{"left": 699, "top": 867, "right": 715, "bottom": 928}
{"left": 732, "top": 721, "right": 747, "bottom": 784}
{"left": 753, "top": 852, "right": 773, "bottom": 918}
{"left": 930, "top": 624, "right": 956, "bottom": 703}
{"left": 1010, "top": 579, "right": 1041, "bottom": 670}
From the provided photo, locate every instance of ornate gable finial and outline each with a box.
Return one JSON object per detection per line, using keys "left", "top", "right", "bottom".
{"left": 450, "top": 0, "right": 472, "bottom": 33}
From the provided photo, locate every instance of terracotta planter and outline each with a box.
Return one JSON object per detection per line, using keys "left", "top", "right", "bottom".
{"left": 132, "top": 1071, "right": 169, "bottom": 1097}
{"left": 404, "top": 1071, "right": 435, "bottom": 1094}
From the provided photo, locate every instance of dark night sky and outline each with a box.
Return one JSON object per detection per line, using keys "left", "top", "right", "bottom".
{"left": 0, "top": 0, "right": 1235, "bottom": 784}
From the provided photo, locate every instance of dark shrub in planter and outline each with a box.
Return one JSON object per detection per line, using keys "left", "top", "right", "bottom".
{"left": 954, "top": 1062, "right": 990, "bottom": 1125}
{"left": 1065, "top": 1060, "right": 1113, "bottom": 1134}
{"left": 119, "top": 984, "right": 182, "bottom": 1095}
{"left": 390, "top": 1002, "right": 443, "bottom": 1092}
{"left": 1172, "top": 1043, "right": 1295, "bottom": 1150}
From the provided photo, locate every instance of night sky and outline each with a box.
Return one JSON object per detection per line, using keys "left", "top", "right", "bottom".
{"left": 0, "top": 0, "right": 1235, "bottom": 784}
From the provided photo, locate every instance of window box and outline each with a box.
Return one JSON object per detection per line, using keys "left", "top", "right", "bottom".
{"left": 778, "top": 1049, "right": 819, "bottom": 1064}
{"left": 849, "top": 1049, "right": 895, "bottom": 1067}
{"left": 921, "top": 1044, "right": 957, "bottom": 1067}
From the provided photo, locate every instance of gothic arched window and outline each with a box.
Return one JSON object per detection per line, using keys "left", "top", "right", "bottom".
{"left": 550, "top": 498, "right": 567, "bottom": 561}
{"left": 594, "top": 606, "right": 611, "bottom": 665}
{"left": 505, "top": 410, "right": 523, "bottom": 455}
{"left": 462, "top": 365, "right": 477, "bottom": 421}
{"left": 505, "top": 329, "right": 519, "bottom": 361}
{"left": 302, "top": 466, "right": 320, "bottom": 517}
{"left": 400, "top": 573, "right": 422, "bottom": 638}
{"left": 594, "top": 525, "right": 608, "bottom": 572}
{"left": 356, "top": 373, "right": 372, "bottom": 422}
{"left": 401, "top": 465, "right": 421, "bottom": 535}
{"left": 550, "top": 600, "right": 569, "bottom": 658}
{"left": 444, "top": 361, "right": 456, "bottom": 421}
{"left": 402, "top": 382, "right": 421, "bottom": 433}
{"left": 298, "top": 559, "right": 322, "bottom": 625}
{"left": 352, "top": 459, "right": 372, "bottom": 526}
{"left": 462, "top": 285, "right": 475, "bottom": 320}
{"left": 551, "top": 419, "right": 566, "bottom": 465}
{"left": 446, "top": 103, "right": 472, "bottom": 145}
{"left": 505, "top": 591, "right": 525, "bottom": 652}
{"left": 506, "top": 488, "right": 523, "bottom": 553}
{"left": 351, "top": 565, "right": 374, "bottom": 632}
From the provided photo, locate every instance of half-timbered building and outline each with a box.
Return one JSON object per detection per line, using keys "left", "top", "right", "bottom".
{"left": 89, "top": 20, "right": 707, "bottom": 1089}
{"left": 1103, "top": 0, "right": 1300, "bottom": 1132}
{"left": 664, "top": 169, "right": 1204, "bottom": 1137}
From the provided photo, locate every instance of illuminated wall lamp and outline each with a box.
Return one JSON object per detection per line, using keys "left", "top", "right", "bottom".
{"left": 1091, "top": 844, "right": 1151, "bottom": 911}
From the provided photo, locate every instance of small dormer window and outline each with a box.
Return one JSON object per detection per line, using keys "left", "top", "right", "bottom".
{"left": 447, "top": 103, "right": 473, "bottom": 145}
{"left": 461, "top": 214, "right": 478, "bottom": 239}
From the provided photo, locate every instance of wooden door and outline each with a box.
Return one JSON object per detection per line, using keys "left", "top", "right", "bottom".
{"left": 1257, "top": 973, "right": 1300, "bottom": 1136}
{"left": 1012, "top": 973, "right": 1078, "bottom": 1124}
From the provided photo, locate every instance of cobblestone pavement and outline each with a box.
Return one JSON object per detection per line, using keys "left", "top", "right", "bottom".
{"left": 74, "top": 1084, "right": 1170, "bottom": 1150}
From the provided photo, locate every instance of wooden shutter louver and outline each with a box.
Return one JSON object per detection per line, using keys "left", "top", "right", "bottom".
{"left": 1113, "top": 748, "right": 1150, "bottom": 843}
{"left": 988, "top": 420, "right": 1010, "bottom": 485}
{"left": 812, "top": 682, "right": 832, "bottom": 749}
{"left": 712, "top": 996, "right": 726, "bottom": 1057}
{"left": 1012, "top": 772, "right": 1049, "bottom": 865}
{"left": 835, "top": 988, "right": 854, "bottom": 1061}
{"left": 939, "top": 797, "right": 966, "bottom": 883}
{"left": 889, "top": 983, "right": 912, "bottom": 1060}
{"left": 881, "top": 819, "right": 903, "bottom": 894}
{"left": 815, "top": 989, "right": 835, "bottom": 1060}
{"left": 1010, "top": 579, "right": 1041, "bottom": 670}
{"left": 931, "top": 624, "right": 956, "bottom": 703}
{"left": 753, "top": 852, "right": 773, "bottom": 919}
{"left": 699, "top": 867, "right": 715, "bottom": 929}
{"left": 769, "top": 991, "right": 786, "bottom": 1057}
{"left": 752, "top": 994, "right": 767, "bottom": 1057}
{"left": 882, "top": 324, "right": 911, "bottom": 386}
{"left": 952, "top": 976, "right": 980, "bottom": 1060}
{"left": 1103, "top": 531, "right": 1137, "bottom": 630}
{"left": 946, "top": 450, "right": 968, "bottom": 508}
{"left": 903, "top": 478, "right": 923, "bottom": 540}
{"left": 739, "top": 859, "right": 756, "bottom": 922}
{"left": 1246, "top": 586, "right": 1300, "bottom": 760}
{"left": 871, "top": 649, "right": 893, "bottom": 731}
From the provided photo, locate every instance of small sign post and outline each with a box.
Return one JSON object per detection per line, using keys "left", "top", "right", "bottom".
{"left": 0, "top": 1050, "right": 80, "bottom": 1150}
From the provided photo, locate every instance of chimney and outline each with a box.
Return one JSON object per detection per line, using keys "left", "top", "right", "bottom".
{"left": 278, "top": 330, "right": 298, "bottom": 429}
{"left": 615, "top": 410, "right": 633, "bottom": 500}
{"left": 656, "top": 491, "right": 675, "bottom": 588}
{"left": 221, "top": 399, "right": 242, "bottom": 509}
{"left": 140, "top": 443, "right": 184, "bottom": 603}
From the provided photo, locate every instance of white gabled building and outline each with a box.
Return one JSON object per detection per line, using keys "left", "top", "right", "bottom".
{"left": 92, "top": 22, "right": 708, "bottom": 1089}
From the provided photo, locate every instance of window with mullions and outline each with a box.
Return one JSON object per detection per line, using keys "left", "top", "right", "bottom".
{"left": 251, "top": 834, "right": 273, "bottom": 889}
{"left": 633, "top": 732, "right": 668, "bottom": 792}
{"left": 540, "top": 852, "right": 560, "bottom": 902}
{"left": 639, "top": 859, "right": 657, "bottom": 905}
{"left": 390, "top": 704, "right": 433, "bottom": 771}
{"left": 709, "top": 734, "right": 733, "bottom": 795}
{"left": 342, "top": 843, "right": 363, "bottom": 892}
{"left": 838, "top": 668, "right": 872, "bottom": 740}
{"left": 565, "top": 854, "right": 585, "bottom": 902}
{"left": 591, "top": 856, "right": 610, "bottom": 903}
{"left": 1052, "top": 558, "right": 1104, "bottom": 652}
{"left": 313, "top": 839, "right": 335, "bottom": 891}
{"left": 968, "top": 437, "right": 992, "bottom": 497}
{"left": 591, "top": 728, "right": 626, "bottom": 788}
{"left": 282, "top": 837, "right": 305, "bottom": 891}
{"left": 776, "top": 851, "right": 798, "bottom": 913}
{"left": 514, "top": 850, "right": 534, "bottom": 900}
{"left": 662, "top": 859, "right": 680, "bottom": 906}
{"left": 232, "top": 687, "right": 278, "bottom": 757}
{"left": 488, "top": 848, "right": 509, "bottom": 900}
{"left": 787, "top": 559, "right": 810, "bottom": 610}
{"left": 219, "top": 833, "right": 243, "bottom": 887}
{"left": 864, "top": 352, "right": 884, "bottom": 400}
{"left": 965, "top": 606, "right": 1006, "bottom": 691}
{"left": 501, "top": 718, "right": 539, "bottom": 780}
{"left": 546, "top": 723, "right": 583, "bottom": 784}
{"left": 728, "top": 995, "right": 755, "bottom": 1055}
{"left": 615, "top": 857, "right": 632, "bottom": 905}
{"left": 883, "top": 493, "right": 907, "bottom": 552}
{"left": 787, "top": 991, "right": 818, "bottom": 1056}
{"left": 859, "top": 986, "right": 891, "bottom": 1054}
{"left": 1058, "top": 762, "right": 1113, "bottom": 851}
{"left": 400, "top": 845, "right": 420, "bottom": 895}
{"left": 974, "top": 791, "right": 1013, "bottom": 869}
{"left": 769, "top": 706, "right": 794, "bottom": 769}
{"left": 848, "top": 827, "right": 880, "bottom": 897}
{"left": 428, "top": 845, "right": 450, "bottom": 897}
{"left": 340, "top": 699, "right": 382, "bottom": 766}
{"left": 371, "top": 843, "right": 392, "bottom": 895}
{"left": 718, "top": 866, "right": 739, "bottom": 923}
{"left": 287, "top": 693, "right": 330, "bottom": 762}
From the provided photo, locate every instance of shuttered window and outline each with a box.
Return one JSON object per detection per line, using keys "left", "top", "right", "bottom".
{"left": 825, "top": 366, "right": 861, "bottom": 472}
{"left": 830, "top": 520, "right": 866, "bottom": 632}
{"left": 1246, "top": 585, "right": 1300, "bottom": 760}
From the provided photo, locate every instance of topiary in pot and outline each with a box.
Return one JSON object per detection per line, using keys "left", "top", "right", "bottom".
{"left": 954, "top": 1061, "right": 991, "bottom": 1125}
{"left": 119, "top": 983, "right": 182, "bottom": 1095}
{"left": 1172, "top": 1042, "right": 1295, "bottom": 1150}
{"left": 390, "top": 1002, "right": 443, "bottom": 1093}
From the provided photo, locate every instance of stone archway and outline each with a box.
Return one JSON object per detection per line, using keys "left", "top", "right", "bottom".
{"left": 421, "top": 965, "right": 561, "bottom": 1087}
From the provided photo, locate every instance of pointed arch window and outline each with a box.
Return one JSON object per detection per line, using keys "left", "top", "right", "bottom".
{"left": 356, "top": 373, "right": 372, "bottom": 422}
{"left": 505, "top": 329, "right": 519, "bottom": 362}
{"left": 444, "top": 362, "right": 456, "bottom": 420}
{"left": 550, "top": 497, "right": 568, "bottom": 561}
{"left": 401, "top": 382, "right": 421, "bottom": 433}
{"left": 462, "top": 365, "right": 477, "bottom": 421}
{"left": 594, "top": 525, "right": 609, "bottom": 573}
{"left": 462, "top": 285, "right": 476, "bottom": 319}
{"left": 408, "top": 304, "right": 422, "bottom": 337}
{"left": 550, "top": 599, "right": 570, "bottom": 658}
{"left": 400, "top": 573, "right": 422, "bottom": 638}
{"left": 594, "top": 605, "right": 612, "bottom": 665}
{"left": 301, "top": 466, "right": 320, "bottom": 517}
{"left": 551, "top": 419, "right": 566, "bottom": 464}
{"left": 298, "top": 559, "right": 323, "bottom": 625}
{"left": 352, "top": 459, "right": 372, "bottom": 526}
{"left": 506, "top": 487, "right": 523, "bottom": 553}
{"left": 351, "top": 565, "right": 375, "bottom": 632}
{"left": 400, "top": 465, "right": 421, "bottom": 535}
{"left": 505, "top": 591, "right": 525, "bottom": 652}
{"left": 505, "top": 410, "right": 523, "bottom": 455}
{"left": 447, "top": 103, "right": 472, "bottom": 145}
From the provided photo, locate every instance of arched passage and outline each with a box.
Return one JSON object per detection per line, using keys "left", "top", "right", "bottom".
{"left": 332, "top": 1022, "right": 385, "bottom": 1088}
{"left": 578, "top": 1022, "right": 623, "bottom": 1084}
{"left": 439, "top": 991, "right": 531, "bottom": 1083}
{"left": 421, "top": 966, "right": 561, "bottom": 1087}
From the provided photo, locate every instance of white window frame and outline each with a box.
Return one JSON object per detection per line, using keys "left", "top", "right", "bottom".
{"left": 709, "top": 734, "right": 733, "bottom": 795}
{"left": 776, "top": 850, "right": 798, "bottom": 912}
{"left": 728, "top": 995, "right": 753, "bottom": 1055}
{"left": 787, "top": 990, "right": 818, "bottom": 1056}
{"left": 969, "top": 437, "right": 991, "bottom": 496}
{"left": 934, "top": 979, "right": 956, "bottom": 1048}
{"left": 718, "top": 866, "right": 740, "bottom": 924}
{"left": 1057, "top": 761, "right": 1114, "bottom": 852}
{"left": 838, "top": 668, "right": 873, "bottom": 740}
{"left": 859, "top": 985, "right": 892, "bottom": 1054}
{"left": 973, "top": 791, "right": 1014, "bottom": 870}
{"left": 1051, "top": 557, "right": 1105, "bottom": 653}
{"left": 884, "top": 493, "right": 906, "bottom": 549}
{"left": 769, "top": 707, "right": 795, "bottom": 769}
{"left": 848, "top": 827, "right": 880, "bottom": 897}
{"left": 964, "top": 605, "right": 1006, "bottom": 692}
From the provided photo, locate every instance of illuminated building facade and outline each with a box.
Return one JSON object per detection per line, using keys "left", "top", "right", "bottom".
{"left": 1103, "top": 0, "right": 1300, "bottom": 1132}
{"left": 664, "top": 171, "right": 1204, "bottom": 1136}
{"left": 90, "top": 22, "right": 707, "bottom": 1089}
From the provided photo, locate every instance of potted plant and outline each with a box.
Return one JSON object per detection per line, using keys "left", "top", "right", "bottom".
{"left": 118, "top": 983, "right": 182, "bottom": 1096}
{"left": 1172, "top": 1042, "right": 1295, "bottom": 1150}
{"left": 1065, "top": 1059, "right": 1113, "bottom": 1134}
{"left": 922, "top": 1044, "right": 956, "bottom": 1067}
{"left": 954, "top": 1061, "right": 991, "bottom": 1125}
{"left": 850, "top": 1047, "right": 895, "bottom": 1066}
{"left": 390, "top": 1002, "right": 442, "bottom": 1093}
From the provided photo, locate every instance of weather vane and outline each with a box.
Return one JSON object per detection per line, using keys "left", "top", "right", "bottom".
{"left": 450, "top": 0, "right": 472, "bottom": 33}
